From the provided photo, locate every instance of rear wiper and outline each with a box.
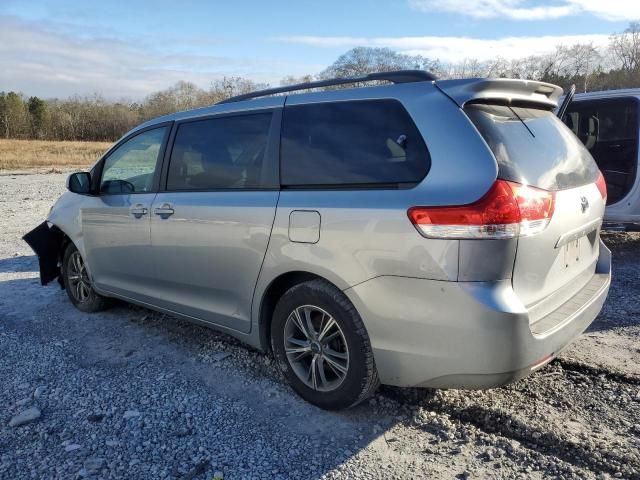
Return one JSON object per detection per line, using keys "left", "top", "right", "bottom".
{"left": 556, "top": 83, "right": 576, "bottom": 120}
{"left": 508, "top": 106, "right": 535, "bottom": 138}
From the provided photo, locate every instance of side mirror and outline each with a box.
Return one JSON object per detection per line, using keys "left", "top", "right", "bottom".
{"left": 67, "top": 172, "right": 92, "bottom": 194}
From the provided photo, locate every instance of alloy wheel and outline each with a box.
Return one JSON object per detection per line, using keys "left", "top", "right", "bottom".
{"left": 283, "top": 305, "right": 350, "bottom": 392}
{"left": 67, "top": 251, "right": 92, "bottom": 303}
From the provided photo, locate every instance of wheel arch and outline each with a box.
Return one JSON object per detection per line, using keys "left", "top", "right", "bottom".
{"left": 50, "top": 222, "right": 76, "bottom": 288}
{"left": 258, "top": 271, "right": 346, "bottom": 352}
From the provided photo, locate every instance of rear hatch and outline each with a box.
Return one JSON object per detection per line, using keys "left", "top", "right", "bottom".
{"left": 437, "top": 79, "right": 605, "bottom": 317}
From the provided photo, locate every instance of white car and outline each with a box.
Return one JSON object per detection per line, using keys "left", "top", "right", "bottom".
{"left": 562, "top": 88, "right": 640, "bottom": 229}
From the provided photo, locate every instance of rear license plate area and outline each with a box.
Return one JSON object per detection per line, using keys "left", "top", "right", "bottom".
{"left": 563, "top": 237, "right": 582, "bottom": 268}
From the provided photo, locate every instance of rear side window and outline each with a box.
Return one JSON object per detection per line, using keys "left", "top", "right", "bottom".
{"left": 167, "top": 112, "right": 273, "bottom": 190}
{"left": 465, "top": 104, "right": 599, "bottom": 191}
{"left": 281, "top": 100, "right": 430, "bottom": 187}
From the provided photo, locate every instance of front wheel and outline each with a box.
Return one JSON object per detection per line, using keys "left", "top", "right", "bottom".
{"left": 271, "top": 279, "right": 379, "bottom": 410}
{"left": 62, "top": 244, "right": 110, "bottom": 313}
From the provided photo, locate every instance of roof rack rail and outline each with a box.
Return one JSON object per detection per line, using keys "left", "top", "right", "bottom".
{"left": 217, "top": 70, "right": 437, "bottom": 104}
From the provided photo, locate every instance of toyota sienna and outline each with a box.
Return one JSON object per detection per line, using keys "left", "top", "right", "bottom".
{"left": 24, "top": 71, "right": 612, "bottom": 409}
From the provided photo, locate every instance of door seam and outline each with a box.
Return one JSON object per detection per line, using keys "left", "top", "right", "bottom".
{"left": 248, "top": 190, "right": 281, "bottom": 335}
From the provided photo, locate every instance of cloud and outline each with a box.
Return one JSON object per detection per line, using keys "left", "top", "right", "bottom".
{"left": 0, "top": 16, "right": 319, "bottom": 99}
{"left": 278, "top": 34, "right": 611, "bottom": 62}
{"left": 409, "top": 0, "right": 640, "bottom": 21}
{"left": 567, "top": 0, "right": 640, "bottom": 21}
{"left": 408, "top": 0, "right": 574, "bottom": 20}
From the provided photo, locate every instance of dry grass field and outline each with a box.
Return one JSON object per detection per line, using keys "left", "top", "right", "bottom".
{"left": 0, "top": 139, "right": 111, "bottom": 171}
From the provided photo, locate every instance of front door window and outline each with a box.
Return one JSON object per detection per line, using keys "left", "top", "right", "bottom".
{"left": 100, "top": 127, "right": 167, "bottom": 194}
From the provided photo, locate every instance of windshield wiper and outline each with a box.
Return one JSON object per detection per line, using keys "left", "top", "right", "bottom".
{"left": 508, "top": 106, "right": 535, "bottom": 138}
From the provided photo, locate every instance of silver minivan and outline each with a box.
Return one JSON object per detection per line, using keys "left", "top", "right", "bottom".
{"left": 24, "top": 71, "right": 611, "bottom": 409}
{"left": 562, "top": 88, "right": 640, "bottom": 228}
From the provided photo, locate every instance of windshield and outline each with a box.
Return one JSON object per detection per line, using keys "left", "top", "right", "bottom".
{"left": 465, "top": 104, "right": 599, "bottom": 191}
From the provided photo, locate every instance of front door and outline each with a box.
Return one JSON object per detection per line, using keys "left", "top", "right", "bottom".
{"left": 82, "top": 125, "right": 169, "bottom": 301}
{"left": 150, "top": 110, "right": 280, "bottom": 333}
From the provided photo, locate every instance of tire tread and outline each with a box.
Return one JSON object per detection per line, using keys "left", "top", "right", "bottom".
{"left": 62, "top": 244, "right": 110, "bottom": 313}
{"left": 272, "top": 279, "right": 379, "bottom": 409}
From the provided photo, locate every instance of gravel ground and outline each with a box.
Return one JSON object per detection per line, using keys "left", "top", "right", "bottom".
{"left": 1, "top": 172, "right": 639, "bottom": 480}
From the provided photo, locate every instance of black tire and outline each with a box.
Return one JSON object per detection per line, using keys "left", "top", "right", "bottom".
{"left": 62, "top": 243, "right": 110, "bottom": 313}
{"left": 271, "top": 279, "right": 379, "bottom": 410}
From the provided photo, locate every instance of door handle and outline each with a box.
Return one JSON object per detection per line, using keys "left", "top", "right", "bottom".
{"left": 130, "top": 204, "right": 148, "bottom": 219}
{"left": 154, "top": 203, "right": 175, "bottom": 219}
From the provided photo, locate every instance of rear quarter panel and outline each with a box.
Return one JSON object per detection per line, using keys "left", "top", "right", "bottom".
{"left": 251, "top": 82, "right": 501, "bottom": 338}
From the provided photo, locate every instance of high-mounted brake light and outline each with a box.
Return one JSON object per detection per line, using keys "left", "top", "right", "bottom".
{"left": 408, "top": 180, "right": 555, "bottom": 239}
{"left": 595, "top": 171, "right": 607, "bottom": 202}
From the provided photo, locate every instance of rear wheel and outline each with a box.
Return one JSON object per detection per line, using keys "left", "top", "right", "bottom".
{"left": 62, "top": 244, "right": 110, "bottom": 313}
{"left": 271, "top": 279, "right": 379, "bottom": 410}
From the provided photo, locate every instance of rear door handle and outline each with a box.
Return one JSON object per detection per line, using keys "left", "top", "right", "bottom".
{"left": 154, "top": 204, "right": 175, "bottom": 218}
{"left": 130, "top": 204, "right": 148, "bottom": 219}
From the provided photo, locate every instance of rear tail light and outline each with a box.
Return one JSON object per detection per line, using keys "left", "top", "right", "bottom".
{"left": 595, "top": 171, "right": 607, "bottom": 202}
{"left": 408, "top": 180, "right": 555, "bottom": 239}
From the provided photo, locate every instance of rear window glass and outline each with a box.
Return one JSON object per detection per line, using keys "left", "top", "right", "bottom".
{"left": 465, "top": 104, "right": 599, "bottom": 191}
{"left": 281, "top": 100, "right": 430, "bottom": 187}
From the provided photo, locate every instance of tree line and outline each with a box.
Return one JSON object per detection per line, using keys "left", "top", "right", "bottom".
{"left": 2, "top": 23, "right": 640, "bottom": 143}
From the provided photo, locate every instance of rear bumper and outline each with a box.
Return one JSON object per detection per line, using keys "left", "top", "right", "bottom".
{"left": 344, "top": 240, "right": 611, "bottom": 389}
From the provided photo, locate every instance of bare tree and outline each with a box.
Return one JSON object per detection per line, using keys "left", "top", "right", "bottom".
{"left": 280, "top": 75, "right": 315, "bottom": 86}
{"left": 609, "top": 22, "right": 640, "bottom": 74}
{"left": 485, "top": 57, "right": 512, "bottom": 78}
{"left": 208, "top": 77, "right": 268, "bottom": 102}
{"left": 320, "top": 47, "right": 440, "bottom": 80}
{"left": 564, "top": 43, "right": 602, "bottom": 91}
{"left": 442, "top": 58, "right": 488, "bottom": 79}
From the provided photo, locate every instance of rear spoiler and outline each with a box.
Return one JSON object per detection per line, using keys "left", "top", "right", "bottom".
{"left": 434, "top": 78, "right": 563, "bottom": 110}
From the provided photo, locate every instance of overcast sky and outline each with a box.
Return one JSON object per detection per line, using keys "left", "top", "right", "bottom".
{"left": 1, "top": 0, "right": 639, "bottom": 99}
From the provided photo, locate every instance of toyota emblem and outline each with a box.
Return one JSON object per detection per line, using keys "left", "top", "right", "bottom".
{"left": 580, "top": 196, "right": 589, "bottom": 213}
